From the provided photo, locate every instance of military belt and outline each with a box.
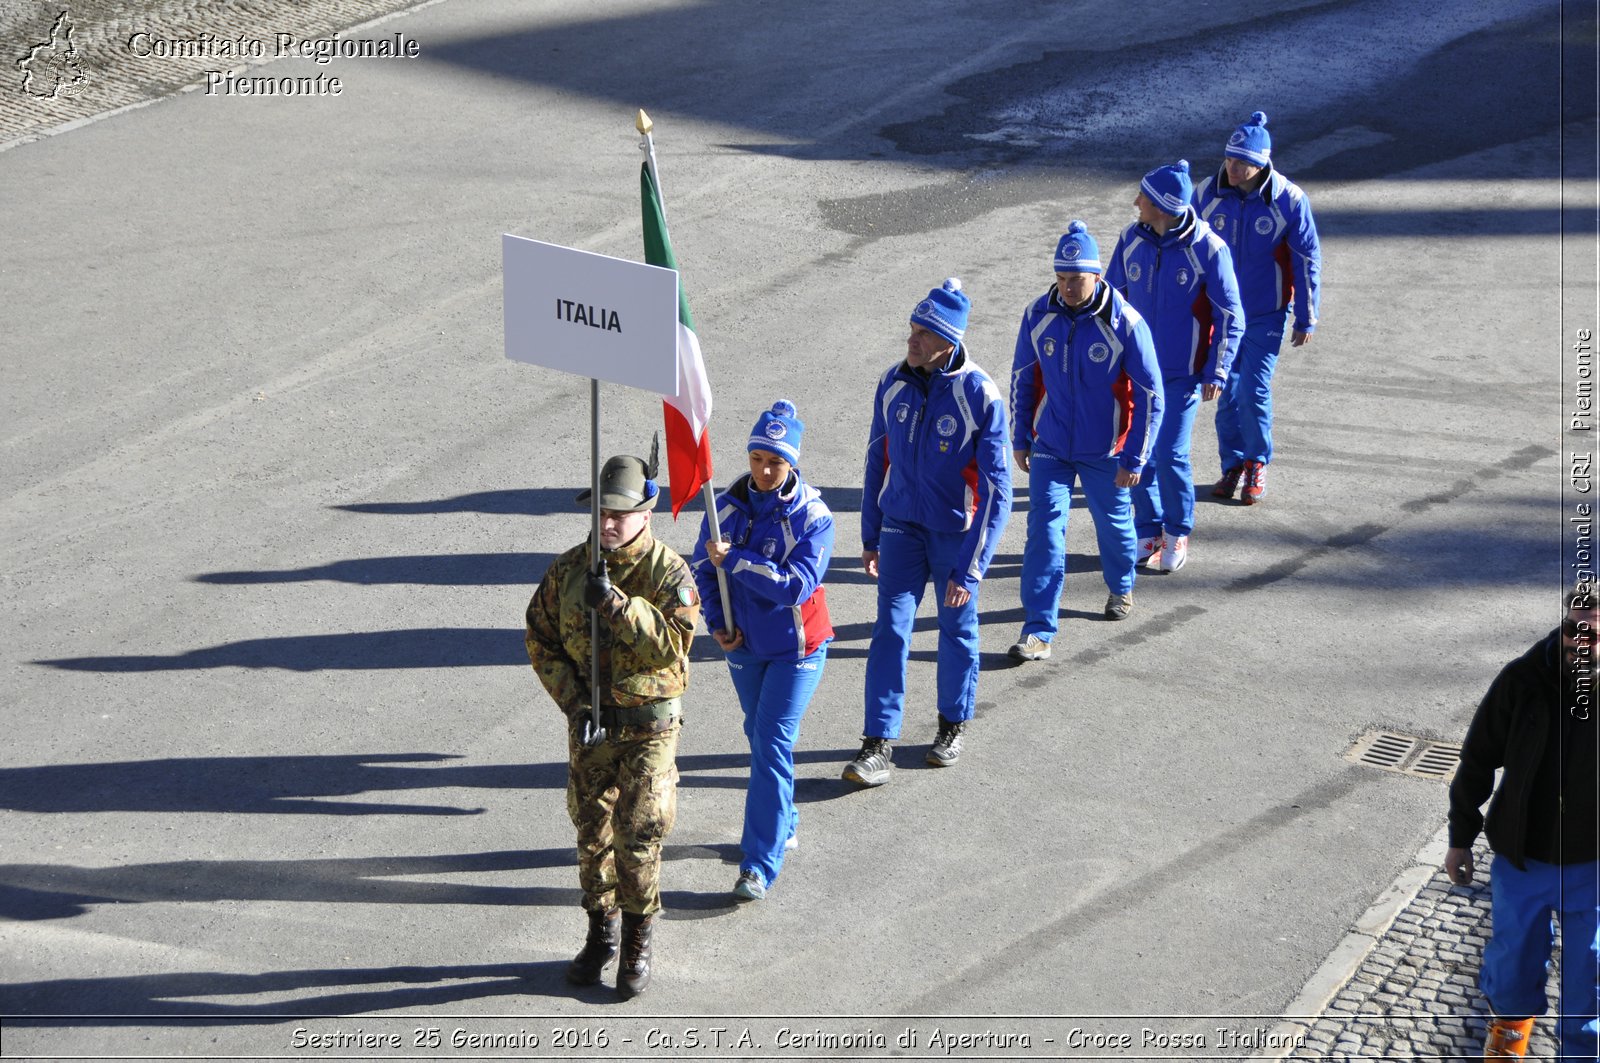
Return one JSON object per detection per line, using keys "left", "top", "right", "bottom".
{"left": 598, "top": 698, "right": 681, "bottom": 731}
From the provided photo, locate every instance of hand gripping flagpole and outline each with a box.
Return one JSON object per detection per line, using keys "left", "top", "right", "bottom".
{"left": 636, "top": 109, "right": 735, "bottom": 635}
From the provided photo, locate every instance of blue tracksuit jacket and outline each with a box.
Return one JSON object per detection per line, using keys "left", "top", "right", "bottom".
{"left": 1191, "top": 164, "right": 1321, "bottom": 332}
{"left": 1104, "top": 208, "right": 1245, "bottom": 386}
{"left": 861, "top": 347, "right": 1011, "bottom": 595}
{"left": 691, "top": 472, "right": 834, "bottom": 661}
{"left": 1009, "top": 282, "right": 1164, "bottom": 474}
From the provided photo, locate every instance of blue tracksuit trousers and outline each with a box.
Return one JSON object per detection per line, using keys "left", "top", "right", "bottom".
{"left": 1133, "top": 373, "right": 1201, "bottom": 540}
{"left": 726, "top": 644, "right": 827, "bottom": 887}
{"left": 1480, "top": 855, "right": 1599, "bottom": 1059}
{"left": 1215, "top": 310, "right": 1288, "bottom": 470}
{"left": 863, "top": 519, "right": 978, "bottom": 739}
{"left": 1020, "top": 453, "right": 1135, "bottom": 642}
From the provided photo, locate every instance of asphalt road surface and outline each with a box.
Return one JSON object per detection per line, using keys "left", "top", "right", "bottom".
{"left": 1, "top": 0, "right": 1594, "bottom": 1058}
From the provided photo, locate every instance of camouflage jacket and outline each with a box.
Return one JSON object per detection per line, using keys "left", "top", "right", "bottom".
{"left": 525, "top": 528, "right": 699, "bottom": 715}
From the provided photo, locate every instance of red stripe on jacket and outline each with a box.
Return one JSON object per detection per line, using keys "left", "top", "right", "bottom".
{"left": 1190, "top": 286, "right": 1214, "bottom": 375}
{"left": 799, "top": 586, "right": 833, "bottom": 656}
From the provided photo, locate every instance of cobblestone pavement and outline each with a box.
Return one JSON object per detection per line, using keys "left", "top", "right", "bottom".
{"left": 1, "top": 0, "right": 430, "bottom": 146}
{"left": 1267, "top": 831, "right": 1565, "bottom": 1061}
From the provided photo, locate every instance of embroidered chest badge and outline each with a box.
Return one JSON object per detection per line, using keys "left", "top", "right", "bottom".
{"left": 1175, "top": 267, "right": 1190, "bottom": 287}
{"left": 1127, "top": 262, "right": 1142, "bottom": 283}
{"left": 1088, "top": 342, "right": 1111, "bottom": 364}
{"left": 1254, "top": 216, "right": 1274, "bottom": 235}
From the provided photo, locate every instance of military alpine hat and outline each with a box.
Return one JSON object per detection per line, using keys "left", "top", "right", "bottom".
{"left": 576, "top": 439, "right": 661, "bottom": 512}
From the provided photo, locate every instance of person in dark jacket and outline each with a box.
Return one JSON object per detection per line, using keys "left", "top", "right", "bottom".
{"left": 691, "top": 401, "right": 834, "bottom": 902}
{"left": 1445, "top": 595, "right": 1598, "bottom": 1059}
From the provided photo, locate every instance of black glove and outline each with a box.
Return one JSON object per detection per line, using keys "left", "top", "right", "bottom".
{"left": 584, "top": 561, "right": 618, "bottom": 611}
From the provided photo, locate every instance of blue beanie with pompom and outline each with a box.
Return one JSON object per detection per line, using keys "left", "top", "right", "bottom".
{"left": 1053, "top": 220, "right": 1101, "bottom": 274}
{"left": 909, "top": 277, "right": 971, "bottom": 350}
{"left": 1140, "top": 159, "right": 1193, "bottom": 216}
{"left": 1225, "top": 111, "right": 1272, "bottom": 167}
{"left": 748, "top": 399, "right": 803, "bottom": 466}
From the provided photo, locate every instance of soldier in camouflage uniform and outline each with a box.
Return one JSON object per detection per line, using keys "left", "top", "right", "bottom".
{"left": 525, "top": 451, "right": 699, "bottom": 999}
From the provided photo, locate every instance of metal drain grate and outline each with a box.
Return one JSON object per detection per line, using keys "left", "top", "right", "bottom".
{"left": 1407, "top": 742, "right": 1462, "bottom": 779}
{"left": 1346, "top": 730, "right": 1462, "bottom": 780}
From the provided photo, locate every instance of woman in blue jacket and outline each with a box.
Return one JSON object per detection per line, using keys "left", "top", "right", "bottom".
{"left": 691, "top": 401, "right": 834, "bottom": 901}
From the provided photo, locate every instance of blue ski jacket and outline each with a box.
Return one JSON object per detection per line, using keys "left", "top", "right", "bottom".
{"left": 1104, "top": 208, "right": 1245, "bottom": 386}
{"left": 691, "top": 471, "right": 834, "bottom": 661}
{"left": 862, "top": 347, "right": 1012, "bottom": 594}
{"left": 1009, "top": 281, "right": 1164, "bottom": 473}
{"left": 1191, "top": 164, "right": 1321, "bottom": 332}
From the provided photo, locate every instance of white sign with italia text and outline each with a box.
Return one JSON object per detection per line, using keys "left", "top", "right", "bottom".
{"left": 502, "top": 234, "right": 679, "bottom": 396}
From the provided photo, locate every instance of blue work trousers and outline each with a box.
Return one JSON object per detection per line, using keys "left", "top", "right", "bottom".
{"left": 1133, "top": 373, "right": 1202, "bottom": 540}
{"left": 863, "top": 520, "right": 979, "bottom": 739}
{"left": 1480, "top": 855, "right": 1599, "bottom": 1059}
{"left": 1215, "top": 310, "right": 1287, "bottom": 470}
{"left": 726, "top": 644, "right": 826, "bottom": 887}
{"left": 1020, "top": 453, "right": 1135, "bottom": 642}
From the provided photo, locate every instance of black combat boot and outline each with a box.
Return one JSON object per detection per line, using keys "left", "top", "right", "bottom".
{"left": 616, "top": 911, "right": 656, "bottom": 998}
{"left": 565, "top": 908, "right": 619, "bottom": 985}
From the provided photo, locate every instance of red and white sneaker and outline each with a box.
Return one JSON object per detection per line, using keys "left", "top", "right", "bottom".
{"left": 1241, "top": 461, "right": 1267, "bottom": 505}
{"left": 1136, "top": 535, "right": 1163, "bottom": 567}
{"left": 1158, "top": 535, "right": 1188, "bottom": 572}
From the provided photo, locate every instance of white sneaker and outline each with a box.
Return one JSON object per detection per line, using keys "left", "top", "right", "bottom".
{"left": 1136, "top": 535, "right": 1163, "bottom": 567}
{"left": 1008, "top": 634, "right": 1052, "bottom": 661}
{"left": 1159, "top": 535, "right": 1188, "bottom": 572}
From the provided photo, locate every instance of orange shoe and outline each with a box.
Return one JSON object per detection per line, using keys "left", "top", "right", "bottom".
{"left": 1483, "top": 1017, "right": 1536, "bottom": 1059}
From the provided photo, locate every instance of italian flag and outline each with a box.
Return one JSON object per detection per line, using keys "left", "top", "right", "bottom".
{"left": 640, "top": 160, "right": 713, "bottom": 519}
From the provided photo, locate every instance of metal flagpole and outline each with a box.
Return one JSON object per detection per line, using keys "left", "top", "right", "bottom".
{"left": 699, "top": 479, "right": 733, "bottom": 631}
{"left": 637, "top": 109, "right": 735, "bottom": 633}
{"left": 584, "top": 376, "right": 605, "bottom": 747}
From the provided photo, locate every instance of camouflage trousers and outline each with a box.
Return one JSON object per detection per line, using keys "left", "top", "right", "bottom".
{"left": 567, "top": 718, "right": 680, "bottom": 915}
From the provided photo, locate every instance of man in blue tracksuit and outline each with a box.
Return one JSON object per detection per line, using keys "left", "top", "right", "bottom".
{"left": 1006, "top": 221, "right": 1163, "bottom": 663}
{"left": 845, "top": 277, "right": 1011, "bottom": 786}
{"left": 1105, "top": 159, "right": 1243, "bottom": 574}
{"left": 1192, "top": 111, "right": 1322, "bottom": 506}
